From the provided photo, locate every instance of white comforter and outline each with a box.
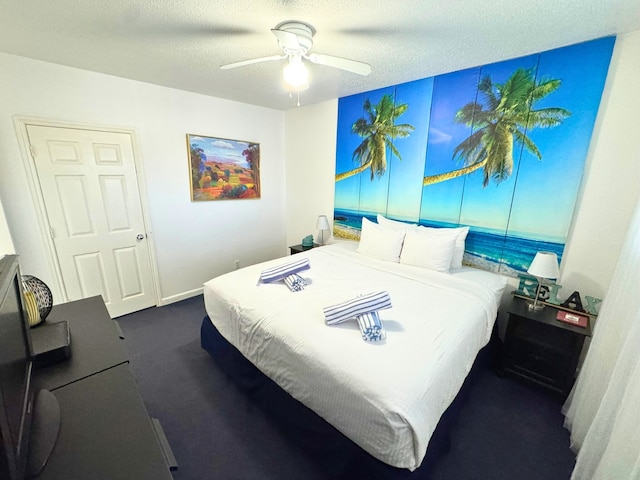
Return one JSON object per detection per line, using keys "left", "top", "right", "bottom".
{"left": 203, "top": 243, "right": 506, "bottom": 470}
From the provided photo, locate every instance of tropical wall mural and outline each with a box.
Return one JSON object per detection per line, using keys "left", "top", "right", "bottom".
{"left": 334, "top": 37, "right": 615, "bottom": 275}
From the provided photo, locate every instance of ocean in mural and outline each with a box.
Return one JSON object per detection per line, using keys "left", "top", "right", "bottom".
{"left": 333, "top": 37, "right": 615, "bottom": 275}
{"left": 334, "top": 208, "right": 563, "bottom": 275}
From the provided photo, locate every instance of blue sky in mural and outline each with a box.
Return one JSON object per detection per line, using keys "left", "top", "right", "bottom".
{"left": 334, "top": 79, "right": 434, "bottom": 219}
{"left": 334, "top": 37, "right": 615, "bottom": 273}
{"left": 421, "top": 38, "right": 615, "bottom": 240}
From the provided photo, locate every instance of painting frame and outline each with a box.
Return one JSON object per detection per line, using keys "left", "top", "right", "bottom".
{"left": 187, "top": 133, "right": 261, "bottom": 201}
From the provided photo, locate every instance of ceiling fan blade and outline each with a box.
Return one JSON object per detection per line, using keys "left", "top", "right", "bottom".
{"left": 271, "top": 29, "right": 301, "bottom": 50}
{"left": 220, "top": 55, "right": 286, "bottom": 70}
{"left": 305, "top": 53, "right": 371, "bottom": 76}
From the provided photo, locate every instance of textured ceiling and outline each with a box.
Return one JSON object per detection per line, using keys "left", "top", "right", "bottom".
{"left": 0, "top": 0, "right": 639, "bottom": 110}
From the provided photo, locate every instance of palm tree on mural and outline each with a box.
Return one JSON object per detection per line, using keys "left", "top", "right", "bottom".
{"left": 335, "top": 94, "right": 415, "bottom": 182}
{"left": 423, "top": 68, "right": 571, "bottom": 187}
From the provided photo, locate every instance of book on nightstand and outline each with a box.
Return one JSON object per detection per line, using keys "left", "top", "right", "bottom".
{"left": 556, "top": 310, "right": 589, "bottom": 328}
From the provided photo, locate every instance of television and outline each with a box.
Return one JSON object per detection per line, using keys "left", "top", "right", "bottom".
{"left": 0, "top": 255, "right": 60, "bottom": 479}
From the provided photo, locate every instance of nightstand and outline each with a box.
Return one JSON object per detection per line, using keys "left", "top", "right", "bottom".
{"left": 501, "top": 296, "right": 592, "bottom": 399}
{"left": 289, "top": 243, "right": 319, "bottom": 255}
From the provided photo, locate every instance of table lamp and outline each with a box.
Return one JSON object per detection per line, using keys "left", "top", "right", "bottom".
{"left": 526, "top": 251, "right": 560, "bottom": 310}
{"left": 316, "top": 215, "right": 330, "bottom": 245}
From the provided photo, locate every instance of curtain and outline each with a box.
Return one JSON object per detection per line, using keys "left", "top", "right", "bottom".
{"left": 563, "top": 199, "right": 640, "bottom": 479}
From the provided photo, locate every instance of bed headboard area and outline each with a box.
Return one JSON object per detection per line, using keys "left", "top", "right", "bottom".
{"left": 333, "top": 37, "right": 615, "bottom": 277}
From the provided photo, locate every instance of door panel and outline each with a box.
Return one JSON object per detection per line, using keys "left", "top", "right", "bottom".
{"left": 74, "top": 252, "right": 109, "bottom": 301}
{"left": 27, "top": 125, "right": 156, "bottom": 317}
{"left": 56, "top": 175, "right": 95, "bottom": 236}
{"left": 100, "top": 176, "right": 131, "bottom": 232}
{"left": 113, "top": 246, "right": 144, "bottom": 299}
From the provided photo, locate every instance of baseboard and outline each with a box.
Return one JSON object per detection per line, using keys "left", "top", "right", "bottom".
{"left": 159, "top": 287, "right": 203, "bottom": 306}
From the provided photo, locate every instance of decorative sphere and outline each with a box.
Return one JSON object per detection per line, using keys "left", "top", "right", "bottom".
{"left": 22, "top": 275, "right": 53, "bottom": 324}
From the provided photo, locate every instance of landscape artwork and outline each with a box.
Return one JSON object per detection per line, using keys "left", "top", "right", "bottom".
{"left": 188, "top": 134, "right": 260, "bottom": 201}
{"left": 333, "top": 37, "right": 615, "bottom": 275}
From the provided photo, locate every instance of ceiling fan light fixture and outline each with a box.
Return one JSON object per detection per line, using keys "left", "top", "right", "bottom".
{"left": 283, "top": 56, "right": 309, "bottom": 89}
{"left": 219, "top": 20, "right": 371, "bottom": 103}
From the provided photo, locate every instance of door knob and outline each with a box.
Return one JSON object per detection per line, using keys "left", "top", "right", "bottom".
{"left": 136, "top": 233, "right": 145, "bottom": 241}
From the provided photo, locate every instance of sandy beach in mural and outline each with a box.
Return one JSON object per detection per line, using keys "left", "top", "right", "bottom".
{"left": 462, "top": 253, "right": 522, "bottom": 276}
{"left": 333, "top": 223, "right": 362, "bottom": 241}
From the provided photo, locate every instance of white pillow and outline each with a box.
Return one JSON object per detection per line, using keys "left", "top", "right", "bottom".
{"left": 357, "top": 217, "right": 406, "bottom": 262}
{"left": 376, "top": 214, "right": 417, "bottom": 232}
{"left": 400, "top": 228, "right": 457, "bottom": 273}
{"left": 418, "top": 226, "right": 469, "bottom": 269}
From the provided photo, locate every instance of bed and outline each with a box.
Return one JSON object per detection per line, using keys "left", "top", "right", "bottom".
{"left": 201, "top": 227, "right": 506, "bottom": 473}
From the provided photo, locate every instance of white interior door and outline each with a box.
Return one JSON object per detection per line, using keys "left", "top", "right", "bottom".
{"left": 26, "top": 124, "right": 156, "bottom": 317}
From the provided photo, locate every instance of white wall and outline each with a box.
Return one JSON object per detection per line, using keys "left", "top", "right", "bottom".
{"left": 560, "top": 30, "right": 640, "bottom": 300}
{"left": 284, "top": 29, "right": 640, "bottom": 306}
{"left": 284, "top": 101, "right": 338, "bottom": 247}
{"left": 0, "top": 199, "right": 14, "bottom": 255}
{"left": 0, "top": 52, "right": 286, "bottom": 305}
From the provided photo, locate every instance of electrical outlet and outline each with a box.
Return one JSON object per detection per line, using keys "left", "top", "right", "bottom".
{"left": 234, "top": 260, "right": 240, "bottom": 270}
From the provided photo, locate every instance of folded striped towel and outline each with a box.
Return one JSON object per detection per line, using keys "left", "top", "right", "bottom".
{"left": 284, "top": 273, "right": 307, "bottom": 292}
{"left": 323, "top": 291, "right": 392, "bottom": 325}
{"left": 356, "top": 311, "right": 386, "bottom": 342}
{"left": 259, "top": 257, "right": 310, "bottom": 283}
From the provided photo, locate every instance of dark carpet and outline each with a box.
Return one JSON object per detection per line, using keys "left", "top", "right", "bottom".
{"left": 117, "top": 295, "right": 576, "bottom": 480}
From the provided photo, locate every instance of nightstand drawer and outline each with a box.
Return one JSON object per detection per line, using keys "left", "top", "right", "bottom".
{"left": 508, "top": 316, "right": 576, "bottom": 354}
{"left": 507, "top": 340, "right": 567, "bottom": 387}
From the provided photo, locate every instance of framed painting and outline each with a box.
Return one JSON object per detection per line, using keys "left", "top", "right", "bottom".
{"left": 187, "top": 134, "right": 260, "bottom": 201}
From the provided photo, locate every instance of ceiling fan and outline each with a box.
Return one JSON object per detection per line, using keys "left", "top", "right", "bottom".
{"left": 220, "top": 21, "right": 372, "bottom": 92}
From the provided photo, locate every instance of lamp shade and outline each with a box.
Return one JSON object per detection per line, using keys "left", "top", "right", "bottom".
{"left": 527, "top": 251, "right": 559, "bottom": 279}
{"left": 283, "top": 57, "right": 308, "bottom": 89}
{"left": 316, "top": 215, "right": 330, "bottom": 230}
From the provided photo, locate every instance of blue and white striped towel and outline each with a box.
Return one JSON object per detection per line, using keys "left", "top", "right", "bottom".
{"left": 284, "top": 273, "right": 307, "bottom": 292}
{"left": 259, "top": 257, "right": 310, "bottom": 283}
{"left": 323, "top": 291, "right": 392, "bottom": 325}
{"left": 356, "top": 311, "right": 386, "bottom": 342}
